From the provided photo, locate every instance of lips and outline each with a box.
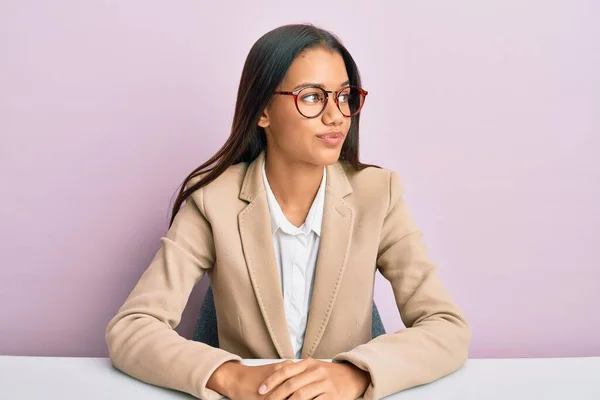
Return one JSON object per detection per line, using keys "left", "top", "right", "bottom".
{"left": 316, "top": 131, "right": 345, "bottom": 146}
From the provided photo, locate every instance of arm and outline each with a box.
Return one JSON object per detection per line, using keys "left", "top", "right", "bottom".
{"left": 333, "top": 171, "right": 471, "bottom": 400}
{"left": 105, "top": 186, "right": 242, "bottom": 400}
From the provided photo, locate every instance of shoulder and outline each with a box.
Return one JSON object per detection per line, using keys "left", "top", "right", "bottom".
{"left": 187, "top": 162, "right": 247, "bottom": 190}
{"left": 340, "top": 162, "right": 405, "bottom": 212}
{"left": 341, "top": 162, "right": 404, "bottom": 196}
{"left": 186, "top": 162, "right": 249, "bottom": 210}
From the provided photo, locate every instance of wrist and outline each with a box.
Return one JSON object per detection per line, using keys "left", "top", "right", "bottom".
{"left": 206, "top": 361, "right": 244, "bottom": 397}
{"left": 343, "top": 362, "right": 371, "bottom": 396}
{"left": 356, "top": 368, "right": 371, "bottom": 395}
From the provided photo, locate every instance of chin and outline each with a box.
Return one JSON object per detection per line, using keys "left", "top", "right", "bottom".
{"left": 314, "top": 148, "right": 343, "bottom": 166}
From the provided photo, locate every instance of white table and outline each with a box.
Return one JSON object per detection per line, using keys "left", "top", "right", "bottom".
{"left": 0, "top": 356, "right": 599, "bottom": 399}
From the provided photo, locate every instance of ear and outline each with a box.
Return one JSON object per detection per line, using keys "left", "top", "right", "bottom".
{"left": 257, "top": 108, "right": 270, "bottom": 128}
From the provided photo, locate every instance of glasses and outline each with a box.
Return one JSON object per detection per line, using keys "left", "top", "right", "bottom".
{"left": 274, "top": 85, "right": 368, "bottom": 118}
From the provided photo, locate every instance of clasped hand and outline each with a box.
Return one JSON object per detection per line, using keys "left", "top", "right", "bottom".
{"left": 227, "top": 358, "right": 370, "bottom": 400}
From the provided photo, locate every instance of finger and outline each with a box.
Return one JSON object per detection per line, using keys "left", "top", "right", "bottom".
{"left": 287, "top": 381, "right": 328, "bottom": 400}
{"left": 273, "top": 359, "right": 294, "bottom": 371}
{"left": 265, "top": 370, "right": 321, "bottom": 400}
{"left": 259, "top": 359, "right": 313, "bottom": 395}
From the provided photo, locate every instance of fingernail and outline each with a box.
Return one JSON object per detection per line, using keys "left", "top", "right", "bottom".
{"left": 259, "top": 384, "right": 267, "bottom": 394}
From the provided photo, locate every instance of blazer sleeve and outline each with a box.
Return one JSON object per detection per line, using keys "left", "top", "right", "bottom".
{"left": 105, "top": 185, "right": 242, "bottom": 400}
{"left": 332, "top": 171, "right": 471, "bottom": 400}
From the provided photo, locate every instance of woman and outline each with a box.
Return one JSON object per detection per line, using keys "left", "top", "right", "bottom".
{"left": 106, "top": 24, "right": 471, "bottom": 400}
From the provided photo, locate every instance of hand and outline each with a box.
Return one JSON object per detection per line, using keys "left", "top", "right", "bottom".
{"left": 207, "top": 359, "right": 294, "bottom": 400}
{"left": 258, "top": 358, "right": 371, "bottom": 400}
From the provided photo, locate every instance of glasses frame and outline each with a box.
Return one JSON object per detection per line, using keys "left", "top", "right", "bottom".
{"left": 274, "top": 85, "right": 368, "bottom": 119}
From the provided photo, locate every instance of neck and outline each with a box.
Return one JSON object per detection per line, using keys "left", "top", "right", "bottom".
{"left": 264, "top": 151, "right": 324, "bottom": 211}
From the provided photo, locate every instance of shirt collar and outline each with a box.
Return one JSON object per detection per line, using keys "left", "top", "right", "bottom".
{"left": 262, "top": 159, "right": 326, "bottom": 237}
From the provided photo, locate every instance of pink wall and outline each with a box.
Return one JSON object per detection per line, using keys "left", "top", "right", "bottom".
{"left": 1, "top": 1, "right": 598, "bottom": 358}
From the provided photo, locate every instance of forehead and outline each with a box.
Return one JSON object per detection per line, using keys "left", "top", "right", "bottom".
{"left": 281, "top": 47, "right": 349, "bottom": 89}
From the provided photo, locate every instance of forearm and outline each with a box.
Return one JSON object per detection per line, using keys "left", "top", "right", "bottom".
{"left": 106, "top": 313, "right": 242, "bottom": 399}
{"left": 334, "top": 316, "right": 470, "bottom": 399}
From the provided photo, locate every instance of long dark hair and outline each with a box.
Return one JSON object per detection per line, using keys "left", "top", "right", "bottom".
{"left": 170, "top": 24, "right": 376, "bottom": 226}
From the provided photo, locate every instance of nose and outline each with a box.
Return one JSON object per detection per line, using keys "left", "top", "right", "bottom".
{"left": 321, "top": 94, "right": 345, "bottom": 125}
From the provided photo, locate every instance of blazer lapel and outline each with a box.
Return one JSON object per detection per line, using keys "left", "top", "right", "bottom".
{"left": 238, "top": 152, "right": 295, "bottom": 359}
{"left": 301, "top": 162, "right": 354, "bottom": 358}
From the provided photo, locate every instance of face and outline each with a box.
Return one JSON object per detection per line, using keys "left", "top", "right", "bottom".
{"left": 258, "top": 47, "right": 352, "bottom": 167}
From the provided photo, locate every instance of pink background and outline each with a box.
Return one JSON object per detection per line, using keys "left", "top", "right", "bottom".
{"left": 1, "top": 1, "right": 598, "bottom": 358}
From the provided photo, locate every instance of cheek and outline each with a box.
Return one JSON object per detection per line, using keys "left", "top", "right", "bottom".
{"left": 270, "top": 105, "right": 316, "bottom": 142}
{"left": 343, "top": 118, "right": 352, "bottom": 133}
{"left": 269, "top": 100, "right": 299, "bottom": 131}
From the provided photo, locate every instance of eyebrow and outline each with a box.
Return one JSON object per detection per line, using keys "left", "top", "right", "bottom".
{"left": 292, "top": 80, "right": 351, "bottom": 90}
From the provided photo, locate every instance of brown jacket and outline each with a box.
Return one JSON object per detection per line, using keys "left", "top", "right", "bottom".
{"left": 105, "top": 151, "right": 471, "bottom": 400}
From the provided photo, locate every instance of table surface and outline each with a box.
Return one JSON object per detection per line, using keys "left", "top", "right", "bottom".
{"left": 0, "top": 356, "right": 599, "bottom": 399}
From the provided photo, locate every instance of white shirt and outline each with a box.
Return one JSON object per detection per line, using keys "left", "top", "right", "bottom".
{"left": 262, "top": 160, "right": 326, "bottom": 358}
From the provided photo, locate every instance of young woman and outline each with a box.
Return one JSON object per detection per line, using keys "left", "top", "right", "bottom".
{"left": 106, "top": 24, "right": 471, "bottom": 400}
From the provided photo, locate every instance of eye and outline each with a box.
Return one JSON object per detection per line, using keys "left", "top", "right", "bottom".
{"left": 298, "top": 88, "right": 325, "bottom": 104}
{"left": 338, "top": 88, "right": 353, "bottom": 103}
{"left": 302, "top": 93, "right": 321, "bottom": 103}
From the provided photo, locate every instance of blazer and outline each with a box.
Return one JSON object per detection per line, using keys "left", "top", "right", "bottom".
{"left": 105, "top": 151, "right": 471, "bottom": 400}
